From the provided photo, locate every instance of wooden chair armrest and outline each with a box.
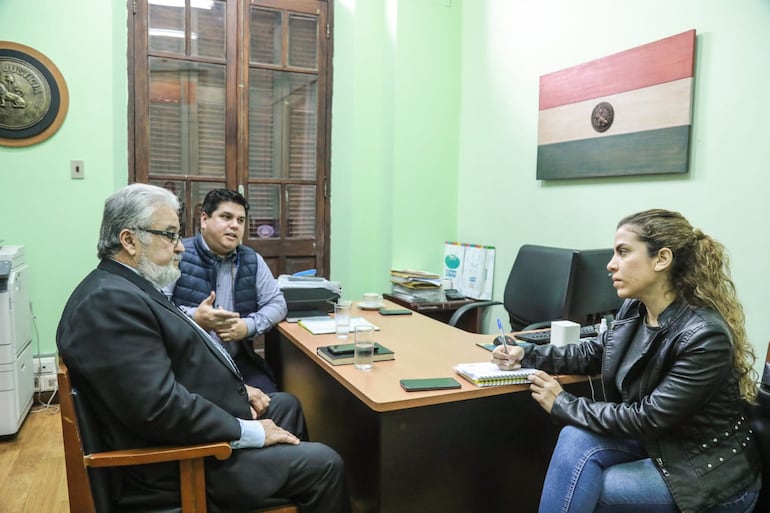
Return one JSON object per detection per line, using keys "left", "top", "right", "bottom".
{"left": 85, "top": 442, "right": 233, "bottom": 468}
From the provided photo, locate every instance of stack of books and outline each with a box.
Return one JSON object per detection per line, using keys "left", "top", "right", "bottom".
{"left": 317, "top": 342, "right": 395, "bottom": 366}
{"left": 390, "top": 269, "right": 444, "bottom": 302}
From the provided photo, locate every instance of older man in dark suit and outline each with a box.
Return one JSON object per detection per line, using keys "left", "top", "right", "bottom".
{"left": 56, "top": 183, "right": 349, "bottom": 513}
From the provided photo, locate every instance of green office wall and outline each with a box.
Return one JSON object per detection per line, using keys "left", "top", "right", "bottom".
{"left": 457, "top": 0, "right": 770, "bottom": 366}
{"left": 330, "top": 0, "right": 461, "bottom": 300}
{"left": 2, "top": 0, "right": 769, "bottom": 375}
{"left": 0, "top": 1, "right": 126, "bottom": 356}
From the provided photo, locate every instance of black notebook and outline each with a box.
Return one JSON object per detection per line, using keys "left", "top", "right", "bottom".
{"left": 317, "top": 342, "right": 395, "bottom": 366}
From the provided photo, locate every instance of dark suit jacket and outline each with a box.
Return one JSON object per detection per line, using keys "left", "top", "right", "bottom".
{"left": 56, "top": 258, "right": 252, "bottom": 505}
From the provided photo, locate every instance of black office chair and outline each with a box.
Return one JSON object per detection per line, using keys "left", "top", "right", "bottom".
{"left": 448, "top": 244, "right": 577, "bottom": 332}
{"left": 58, "top": 363, "right": 298, "bottom": 513}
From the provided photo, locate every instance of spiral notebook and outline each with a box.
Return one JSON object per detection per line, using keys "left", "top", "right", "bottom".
{"left": 454, "top": 361, "right": 536, "bottom": 387}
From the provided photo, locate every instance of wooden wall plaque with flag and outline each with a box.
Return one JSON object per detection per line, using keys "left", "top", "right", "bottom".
{"left": 536, "top": 29, "right": 696, "bottom": 180}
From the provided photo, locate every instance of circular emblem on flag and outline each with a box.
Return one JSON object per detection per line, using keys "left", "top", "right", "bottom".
{"left": 591, "top": 101, "right": 614, "bottom": 133}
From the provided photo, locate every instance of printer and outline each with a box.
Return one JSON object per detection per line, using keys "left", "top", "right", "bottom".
{"left": 278, "top": 275, "right": 341, "bottom": 322}
{"left": 0, "top": 245, "right": 33, "bottom": 437}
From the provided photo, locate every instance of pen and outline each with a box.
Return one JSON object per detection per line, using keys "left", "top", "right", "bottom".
{"left": 497, "top": 318, "right": 510, "bottom": 354}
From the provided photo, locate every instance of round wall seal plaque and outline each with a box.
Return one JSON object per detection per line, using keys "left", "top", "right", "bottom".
{"left": 0, "top": 41, "right": 69, "bottom": 147}
{"left": 590, "top": 101, "right": 614, "bottom": 133}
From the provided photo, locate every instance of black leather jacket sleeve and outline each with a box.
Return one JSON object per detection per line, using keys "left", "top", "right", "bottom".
{"left": 522, "top": 300, "right": 761, "bottom": 513}
{"left": 522, "top": 300, "right": 734, "bottom": 438}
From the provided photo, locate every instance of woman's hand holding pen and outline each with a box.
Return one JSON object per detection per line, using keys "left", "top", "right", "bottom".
{"left": 492, "top": 344, "right": 525, "bottom": 370}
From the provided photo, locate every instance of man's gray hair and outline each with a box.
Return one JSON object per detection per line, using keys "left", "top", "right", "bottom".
{"left": 97, "top": 184, "right": 180, "bottom": 259}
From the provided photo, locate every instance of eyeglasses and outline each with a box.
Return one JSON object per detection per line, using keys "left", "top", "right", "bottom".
{"left": 136, "top": 228, "right": 182, "bottom": 245}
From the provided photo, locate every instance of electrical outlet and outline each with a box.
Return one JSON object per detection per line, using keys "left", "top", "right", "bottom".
{"left": 33, "top": 356, "right": 57, "bottom": 375}
{"left": 34, "top": 373, "right": 58, "bottom": 392}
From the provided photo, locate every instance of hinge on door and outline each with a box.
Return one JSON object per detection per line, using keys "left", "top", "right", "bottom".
{"left": 324, "top": 178, "right": 329, "bottom": 199}
{"left": 326, "top": 23, "right": 330, "bottom": 39}
{"left": 132, "top": 0, "right": 137, "bottom": 14}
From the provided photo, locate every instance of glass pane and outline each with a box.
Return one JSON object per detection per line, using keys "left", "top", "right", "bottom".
{"left": 150, "top": 179, "right": 188, "bottom": 232}
{"left": 190, "top": 181, "right": 225, "bottom": 235}
{"left": 149, "top": 1, "right": 185, "bottom": 55}
{"left": 248, "top": 69, "right": 317, "bottom": 180}
{"left": 247, "top": 184, "right": 281, "bottom": 239}
{"left": 288, "top": 14, "right": 318, "bottom": 70}
{"left": 191, "top": 0, "right": 226, "bottom": 59}
{"left": 250, "top": 7, "right": 281, "bottom": 65}
{"left": 287, "top": 185, "right": 315, "bottom": 239}
{"left": 149, "top": 57, "right": 226, "bottom": 177}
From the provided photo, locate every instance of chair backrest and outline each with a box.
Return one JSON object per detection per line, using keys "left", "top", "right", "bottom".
{"left": 564, "top": 248, "right": 623, "bottom": 326}
{"left": 58, "top": 365, "right": 102, "bottom": 513}
{"left": 502, "top": 245, "right": 577, "bottom": 331}
{"left": 59, "top": 365, "right": 172, "bottom": 513}
{"left": 59, "top": 364, "right": 299, "bottom": 513}
{"left": 746, "top": 345, "right": 770, "bottom": 511}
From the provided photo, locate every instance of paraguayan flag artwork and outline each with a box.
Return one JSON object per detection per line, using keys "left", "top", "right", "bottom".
{"left": 536, "top": 30, "right": 696, "bottom": 180}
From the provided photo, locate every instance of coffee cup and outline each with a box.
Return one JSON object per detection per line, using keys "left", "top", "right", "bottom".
{"left": 551, "top": 320, "right": 580, "bottom": 347}
{"left": 362, "top": 292, "right": 383, "bottom": 306}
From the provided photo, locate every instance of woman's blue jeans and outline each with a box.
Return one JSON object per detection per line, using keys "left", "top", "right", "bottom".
{"left": 538, "top": 426, "right": 759, "bottom": 513}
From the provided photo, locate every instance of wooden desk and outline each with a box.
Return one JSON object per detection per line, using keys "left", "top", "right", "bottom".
{"left": 382, "top": 293, "right": 486, "bottom": 333}
{"left": 275, "top": 301, "right": 590, "bottom": 513}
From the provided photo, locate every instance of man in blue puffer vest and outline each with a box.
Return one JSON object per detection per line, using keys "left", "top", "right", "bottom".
{"left": 165, "top": 188, "right": 287, "bottom": 393}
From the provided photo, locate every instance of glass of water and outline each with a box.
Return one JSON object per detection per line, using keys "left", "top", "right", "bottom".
{"left": 353, "top": 325, "right": 375, "bottom": 371}
{"left": 334, "top": 300, "right": 352, "bottom": 340}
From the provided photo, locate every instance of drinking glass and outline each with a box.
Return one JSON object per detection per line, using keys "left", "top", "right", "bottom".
{"left": 353, "top": 325, "right": 375, "bottom": 371}
{"left": 334, "top": 300, "right": 352, "bottom": 340}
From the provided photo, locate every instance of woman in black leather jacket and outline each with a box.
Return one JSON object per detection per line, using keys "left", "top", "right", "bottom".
{"left": 493, "top": 209, "right": 761, "bottom": 513}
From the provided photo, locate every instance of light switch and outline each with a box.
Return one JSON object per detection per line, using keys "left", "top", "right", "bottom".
{"left": 71, "top": 160, "right": 85, "bottom": 179}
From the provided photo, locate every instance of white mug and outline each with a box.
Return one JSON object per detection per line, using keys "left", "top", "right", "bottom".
{"left": 362, "top": 292, "right": 383, "bottom": 305}
{"left": 551, "top": 320, "right": 580, "bottom": 347}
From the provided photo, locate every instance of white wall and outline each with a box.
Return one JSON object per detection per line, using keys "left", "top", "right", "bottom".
{"left": 457, "top": 0, "right": 770, "bottom": 372}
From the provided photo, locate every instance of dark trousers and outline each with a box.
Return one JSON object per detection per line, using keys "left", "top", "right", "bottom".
{"left": 232, "top": 340, "right": 279, "bottom": 394}
{"left": 207, "top": 393, "right": 351, "bottom": 513}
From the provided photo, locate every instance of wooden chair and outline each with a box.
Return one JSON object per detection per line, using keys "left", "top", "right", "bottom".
{"left": 58, "top": 363, "right": 297, "bottom": 513}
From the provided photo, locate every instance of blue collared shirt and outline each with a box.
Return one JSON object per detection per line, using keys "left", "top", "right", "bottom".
{"left": 164, "top": 237, "right": 287, "bottom": 345}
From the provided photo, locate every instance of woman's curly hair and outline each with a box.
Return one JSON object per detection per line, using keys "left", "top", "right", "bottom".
{"left": 618, "top": 209, "right": 757, "bottom": 401}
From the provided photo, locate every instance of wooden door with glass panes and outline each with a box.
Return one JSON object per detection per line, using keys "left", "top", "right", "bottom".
{"left": 130, "top": 0, "right": 331, "bottom": 278}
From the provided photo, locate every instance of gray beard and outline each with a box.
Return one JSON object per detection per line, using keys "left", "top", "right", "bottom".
{"left": 136, "top": 254, "right": 181, "bottom": 288}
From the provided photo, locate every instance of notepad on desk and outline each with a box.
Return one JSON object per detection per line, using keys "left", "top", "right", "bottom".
{"left": 454, "top": 361, "right": 536, "bottom": 387}
{"left": 317, "top": 342, "right": 395, "bottom": 365}
{"left": 298, "top": 316, "right": 380, "bottom": 335}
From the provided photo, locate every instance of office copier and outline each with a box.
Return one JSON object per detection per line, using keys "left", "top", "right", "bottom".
{"left": 0, "top": 245, "right": 34, "bottom": 436}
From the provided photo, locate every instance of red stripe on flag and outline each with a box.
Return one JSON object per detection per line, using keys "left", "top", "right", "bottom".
{"left": 539, "top": 30, "right": 695, "bottom": 111}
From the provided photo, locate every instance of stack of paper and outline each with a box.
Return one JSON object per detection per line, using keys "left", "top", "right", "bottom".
{"left": 454, "top": 362, "right": 536, "bottom": 387}
{"left": 390, "top": 269, "right": 444, "bottom": 302}
{"left": 390, "top": 269, "right": 442, "bottom": 288}
{"left": 298, "top": 317, "right": 379, "bottom": 335}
